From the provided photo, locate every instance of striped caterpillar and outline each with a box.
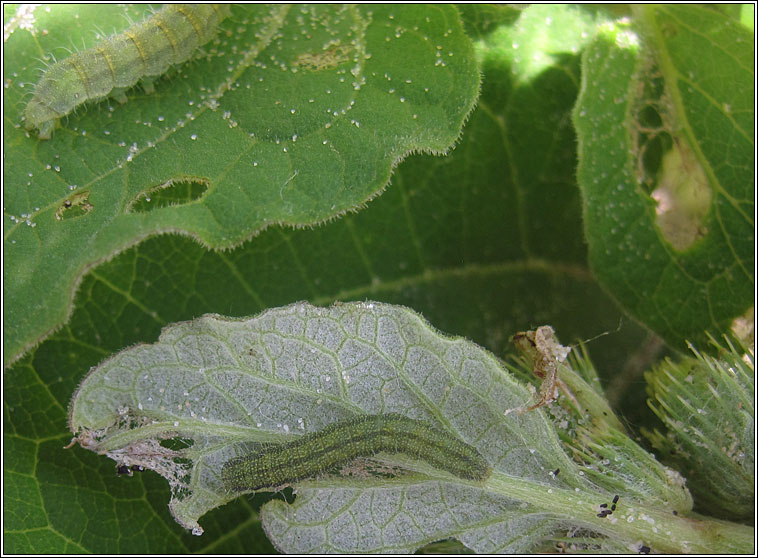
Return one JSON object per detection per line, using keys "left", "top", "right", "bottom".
{"left": 222, "top": 413, "right": 492, "bottom": 493}
{"left": 24, "top": 4, "right": 231, "bottom": 139}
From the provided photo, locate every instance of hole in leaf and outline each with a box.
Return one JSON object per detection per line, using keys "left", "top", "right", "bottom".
{"left": 56, "top": 191, "right": 93, "bottom": 220}
{"left": 638, "top": 131, "right": 673, "bottom": 194}
{"left": 630, "top": 56, "right": 712, "bottom": 250}
{"left": 649, "top": 138, "right": 712, "bottom": 250}
{"left": 128, "top": 176, "right": 209, "bottom": 213}
{"left": 159, "top": 437, "right": 195, "bottom": 451}
{"left": 730, "top": 307, "right": 754, "bottom": 348}
{"left": 637, "top": 103, "right": 663, "bottom": 129}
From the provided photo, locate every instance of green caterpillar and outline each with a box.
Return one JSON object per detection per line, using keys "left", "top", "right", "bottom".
{"left": 24, "top": 4, "right": 231, "bottom": 139}
{"left": 222, "top": 413, "right": 492, "bottom": 493}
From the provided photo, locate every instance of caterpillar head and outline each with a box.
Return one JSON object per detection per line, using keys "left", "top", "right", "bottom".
{"left": 24, "top": 97, "right": 59, "bottom": 139}
{"left": 25, "top": 60, "right": 89, "bottom": 139}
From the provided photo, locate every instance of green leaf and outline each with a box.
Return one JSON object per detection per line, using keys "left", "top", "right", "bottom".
{"left": 67, "top": 303, "right": 754, "bottom": 554}
{"left": 15, "top": 4, "right": 755, "bottom": 553}
{"left": 3, "top": 3, "right": 480, "bottom": 366}
{"left": 67, "top": 302, "right": 582, "bottom": 551}
{"left": 574, "top": 6, "right": 754, "bottom": 351}
{"left": 740, "top": 4, "right": 755, "bottom": 31}
{"left": 5, "top": 6, "right": 665, "bottom": 552}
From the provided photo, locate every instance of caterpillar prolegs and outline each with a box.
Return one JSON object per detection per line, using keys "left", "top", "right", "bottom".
{"left": 24, "top": 4, "right": 231, "bottom": 139}
{"left": 222, "top": 413, "right": 492, "bottom": 493}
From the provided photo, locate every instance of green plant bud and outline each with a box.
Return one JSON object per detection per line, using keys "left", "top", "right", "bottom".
{"left": 643, "top": 340, "right": 754, "bottom": 521}
{"left": 573, "top": 423, "right": 693, "bottom": 514}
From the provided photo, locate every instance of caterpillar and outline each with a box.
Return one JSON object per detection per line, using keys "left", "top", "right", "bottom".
{"left": 24, "top": 4, "right": 231, "bottom": 139}
{"left": 222, "top": 413, "right": 492, "bottom": 493}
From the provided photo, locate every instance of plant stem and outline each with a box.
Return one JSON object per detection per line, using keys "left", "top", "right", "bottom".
{"left": 487, "top": 472, "right": 754, "bottom": 553}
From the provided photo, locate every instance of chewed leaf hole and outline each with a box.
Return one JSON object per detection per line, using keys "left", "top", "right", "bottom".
{"left": 128, "top": 176, "right": 209, "bottom": 213}
{"left": 637, "top": 103, "right": 663, "bottom": 129}
{"left": 638, "top": 130, "right": 673, "bottom": 194}
{"left": 160, "top": 437, "right": 195, "bottom": 451}
{"left": 56, "top": 191, "right": 93, "bottom": 220}
{"left": 630, "top": 56, "right": 712, "bottom": 250}
{"left": 649, "top": 139, "right": 712, "bottom": 250}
